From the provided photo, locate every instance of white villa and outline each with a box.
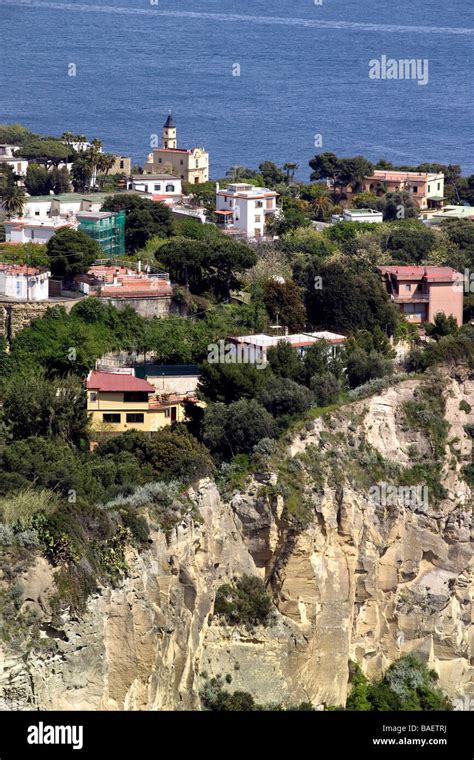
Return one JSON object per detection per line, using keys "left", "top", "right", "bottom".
{"left": 215, "top": 183, "right": 280, "bottom": 239}
{"left": 128, "top": 174, "right": 183, "bottom": 204}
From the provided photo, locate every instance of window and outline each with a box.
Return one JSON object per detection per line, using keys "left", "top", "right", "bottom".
{"left": 165, "top": 184, "right": 175, "bottom": 193}
{"left": 158, "top": 157, "right": 162, "bottom": 163}
{"left": 255, "top": 215, "right": 261, "bottom": 223}
{"left": 120, "top": 160, "right": 124, "bottom": 169}
{"left": 256, "top": 201, "right": 263, "bottom": 208}
{"left": 123, "top": 392, "right": 148, "bottom": 403}
{"left": 195, "top": 160, "right": 199, "bottom": 168}
{"left": 413, "top": 186, "right": 418, "bottom": 193}
{"left": 126, "top": 413, "right": 144, "bottom": 423}
{"left": 154, "top": 184, "right": 161, "bottom": 192}
{"left": 180, "top": 159, "right": 184, "bottom": 165}
{"left": 90, "top": 392, "right": 98, "bottom": 402}
{"left": 103, "top": 414, "right": 121, "bottom": 424}
{"left": 438, "top": 182, "right": 441, "bottom": 190}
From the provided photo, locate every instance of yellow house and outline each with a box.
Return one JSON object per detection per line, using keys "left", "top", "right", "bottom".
{"left": 86, "top": 370, "right": 188, "bottom": 441}
{"left": 143, "top": 113, "right": 209, "bottom": 185}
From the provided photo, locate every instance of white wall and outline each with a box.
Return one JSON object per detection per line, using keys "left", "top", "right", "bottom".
{"left": 0, "top": 271, "right": 50, "bottom": 301}
{"left": 131, "top": 178, "right": 182, "bottom": 198}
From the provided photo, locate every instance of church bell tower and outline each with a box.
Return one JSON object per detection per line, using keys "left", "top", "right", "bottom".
{"left": 162, "top": 111, "right": 177, "bottom": 149}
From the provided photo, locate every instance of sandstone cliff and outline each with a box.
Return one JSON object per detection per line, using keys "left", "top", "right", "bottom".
{"left": 0, "top": 372, "right": 472, "bottom": 710}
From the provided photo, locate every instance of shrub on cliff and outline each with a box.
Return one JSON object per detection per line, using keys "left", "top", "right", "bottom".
{"left": 345, "top": 656, "right": 453, "bottom": 711}
{"left": 214, "top": 575, "right": 273, "bottom": 629}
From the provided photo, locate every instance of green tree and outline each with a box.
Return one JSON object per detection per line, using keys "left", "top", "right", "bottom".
{"left": 198, "top": 361, "right": 269, "bottom": 404}
{"left": 345, "top": 348, "right": 393, "bottom": 389}
{"left": 47, "top": 228, "right": 101, "bottom": 277}
{"left": 267, "top": 341, "right": 303, "bottom": 381}
{"left": 257, "top": 375, "right": 314, "bottom": 417}
{"left": 3, "top": 185, "right": 26, "bottom": 218}
{"left": 302, "top": 261, "right": 398, "bottom": 335}
{"left": 157, "top": 237, "right": 256, "bottom": 299}
{"left": 310, "top": 372, "right": 340, "bottom": 406}
{"left": 258, "top": 161, "right": 286, "bottom": 186}
{"left": 425, "top": 312, "right": 459, "bottom": 341}
{"left": 309, "top": 152, "right": 374, "bottom": 197}
{"left": 20, "top": 138, "right": 70, "bottom": 167}
{"left": 49, "top": 166, "right": 71, "bottom": 194}
{"left": 102, "top": 194, "right": 174, "bottom": 252}
{"left": 2, "top": 370, "right": 88, "bottom": 445}
{"left": 261, "top": 279, "right": 306, "bottom": 333}
{"left": 203, "top": 399, "right": 277, "bottom": 458}
{"left": 0, "top": 123, "right": 35, "bottom": 145}
{"left": 25, "top": 163, "right": 51, "bottom": 196}
{"left": 382, "top": 223, "right": 436, "bottom": 263}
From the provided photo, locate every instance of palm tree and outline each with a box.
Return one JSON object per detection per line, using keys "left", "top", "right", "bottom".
{"left": 312, "top": 192, "right": 333, "bottom": 221}
{"left": 283, "top": 162, "right": 299, "bottom": 183}
{"left": 3, "top": 185, "right": 26, "bottom": 218}
{"left": 74, "top": 134, "right": 88, "bottom": 152}
{"left": 97, "top": 153, "right": 116, "bottom": 187}
{"left": 226, "top": 165, "right": 246, "bottom": 182}
{"left": 87, "top": 138, "right": 103, "bottom": 189}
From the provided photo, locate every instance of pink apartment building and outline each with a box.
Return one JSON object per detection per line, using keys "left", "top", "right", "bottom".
{"left": 344, "top": 170, "right": 445, "bottom": 211}
{"left": 378, "top": 266, "right": 464, "bottom": 325}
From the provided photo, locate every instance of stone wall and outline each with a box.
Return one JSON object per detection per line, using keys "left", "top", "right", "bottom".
{"left": 0, "top": 299, "right": 81, "bottom": 342}
{"left": 99, "top": 296, "right": 171, "bottom": 319}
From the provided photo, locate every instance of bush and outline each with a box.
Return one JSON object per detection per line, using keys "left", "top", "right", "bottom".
{"left": 203, "top": 400, "right": 278, "bottom": 459}
{"left": 310, "top": 372, "right": 340, "bottom": 406}
{"left": 346, "top": 373, "right": 409, "bottom": 401}
{"left": 345, "top": 656, "right": 452, "bottom": 711}
{"left": 0, "top": 524, "right": 14, "bottom": 546}
{"left": 257, "top": 376, "right": 314, "bottom": 418}
{"left": 346, "top": 349, "right": 393, "bottom": 389}
{"left": 214, "top": 575, "right": 273, "bottom": 629}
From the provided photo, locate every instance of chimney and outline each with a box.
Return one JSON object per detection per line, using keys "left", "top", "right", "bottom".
{"left": 284, "top": 326, "right": 289, "bottom": 336}
{"left": 137, "top": 259, "right": 142, "bottom": 273}
{"left": 216, "top": 182, "right": 220, "bottom": 194}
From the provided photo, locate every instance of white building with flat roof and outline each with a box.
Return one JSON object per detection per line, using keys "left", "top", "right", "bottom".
{"left": 128, "top": 174, "right": 182, "bottom": 204}
{"left": 228, "top": 331, "right": 346, "bottom": 365}
{"left": 215, "top": 183, "right": 279, "bottom": 239}
{"left": 3, "top": 216, "right": 76, "bottom": 244}
{"left": 0, "top": 263, "right": 51, "bottom": 301}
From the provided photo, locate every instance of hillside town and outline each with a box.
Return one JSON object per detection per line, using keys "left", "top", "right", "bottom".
{"left": 0, "top": 116, "right": 473, "bottom": 439}
{"left": 0, "top": 115, "right": 473, "bottom": 717}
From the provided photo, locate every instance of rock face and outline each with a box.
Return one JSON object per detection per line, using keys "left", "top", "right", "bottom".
{"left": 0, "top": 373, "right": 472, "bottom": 710}
{"left": 0, "top": 299, "right": 79, "bottom": 342}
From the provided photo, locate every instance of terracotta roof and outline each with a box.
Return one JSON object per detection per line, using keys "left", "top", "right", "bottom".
{"left": 378, "top": 266, "right": 462, "bottom": 283}
{"left": 86, "top": 371, "right": 155, "bottom": 393}
{"left": 0, "top": 262, "right": 49, "bottom": 276}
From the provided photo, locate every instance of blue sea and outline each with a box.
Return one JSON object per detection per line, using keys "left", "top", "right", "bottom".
{"left": 0, "top": 0, "right": 473, "bottom": 179}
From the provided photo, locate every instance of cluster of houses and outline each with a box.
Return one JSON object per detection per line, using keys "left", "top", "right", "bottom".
{"left": 85, "top": 330, "right": 347, "bottom": 444}
{"left": 3, "top": 113, "right": 474, "bottom": 246}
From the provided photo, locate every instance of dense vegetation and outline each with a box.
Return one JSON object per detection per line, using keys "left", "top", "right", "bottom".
{"left": 199, "top": 655, "right": 452, "bottom": 711}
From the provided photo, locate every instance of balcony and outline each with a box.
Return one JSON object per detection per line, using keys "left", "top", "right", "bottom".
{"left": 390, "top": 293, "right": 429, "bottom": 304}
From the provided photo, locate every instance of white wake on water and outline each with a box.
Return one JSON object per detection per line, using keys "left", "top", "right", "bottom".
{"left": 2, "top": 0, "right": 474, "bottom": 36}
